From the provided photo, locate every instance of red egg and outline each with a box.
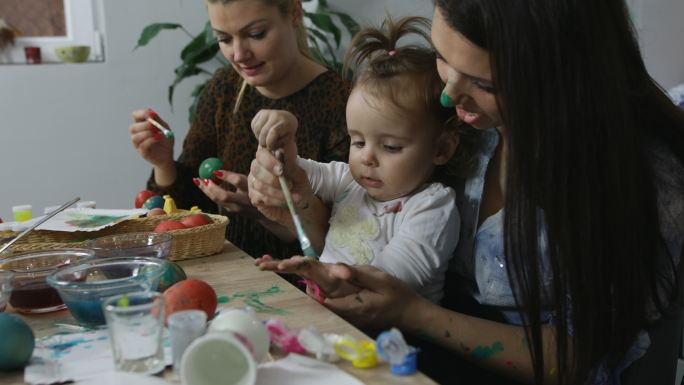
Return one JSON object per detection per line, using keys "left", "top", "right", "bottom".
{"left": 135, "top": 190, "right": 158, "bottom": 209}
{"left": 154, "top": 220, "right": 187, "bottom": 233}
{"left": 163, "top": 278, "right": 217, "bottom": 324}
{"left": 180, "top": 214, "right": 213, "bottom": 228}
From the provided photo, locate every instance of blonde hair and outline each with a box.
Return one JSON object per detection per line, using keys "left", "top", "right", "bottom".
{"left": 205, "top": 0, "right": 310, "bottom": 114}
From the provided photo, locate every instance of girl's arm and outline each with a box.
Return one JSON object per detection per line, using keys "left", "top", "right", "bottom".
{"left": 324, "top": 265, "right": 560, "bottom": 384}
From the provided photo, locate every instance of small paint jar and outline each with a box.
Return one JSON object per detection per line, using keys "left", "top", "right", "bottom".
{"left": 12, "top": 205, "right": 32, "bottom": 222}
{"left": 24, "top": 47, "right": 42, "bottom": 64}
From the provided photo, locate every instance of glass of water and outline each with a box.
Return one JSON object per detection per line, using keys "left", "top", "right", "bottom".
{"left": 103, "top": 291, "right": 165, "bottom": 375}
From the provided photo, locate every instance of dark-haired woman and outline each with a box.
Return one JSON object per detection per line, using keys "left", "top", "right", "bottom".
{"left": 248, "top": 0, "right": 684, "bottom": 384}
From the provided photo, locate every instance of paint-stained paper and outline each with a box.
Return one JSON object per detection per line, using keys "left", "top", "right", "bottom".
{"left": 24, "top": 329, "right": 171, "bottom": 385}
{"left": 256, "top": 354, "right": 365, "bottom": 385}
{"left": 11, "top": 208, "right": 147, "bottom": 232}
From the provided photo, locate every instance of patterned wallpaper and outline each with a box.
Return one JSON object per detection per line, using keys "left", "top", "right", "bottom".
{"left": 0, "top": 0, "right": 66, "bottom": 37}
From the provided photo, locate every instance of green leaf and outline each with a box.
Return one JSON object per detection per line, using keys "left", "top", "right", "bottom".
{"left": 318, "top": 0, "right": 329, "bottom": 7}
{"left": 134, "top": 23, "right": 182, "bottom": 50}
{"left": 181, "top": 33, "right": 220, "bottom": 65}
{"left": 168, "top": 64, "right": 206, "bottom": 106}
{"left": 308, "top": 28, "right": 337, "bottom": 63}
{"left": 305, "top": 12, "right": 341, "bottom": 48}
{"left": 203, "top": 21, "right": 217, "bottom": 45}
{"left": 331, "top": 12, "right": 360, "bottom": 37}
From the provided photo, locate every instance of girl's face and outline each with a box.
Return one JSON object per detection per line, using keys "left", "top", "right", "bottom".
{"left": 208, "top": 0, "right": 300, "bottom": 88}
{"left": 346, "top": 86, "right": 454, "bottom": 202}
{"left": 431, "top": 6, "right": 503, "bottom": 130}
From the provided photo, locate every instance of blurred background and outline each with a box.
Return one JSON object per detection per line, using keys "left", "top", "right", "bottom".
{"left": 0, "top": 0, "right": 682, "bottom": 221}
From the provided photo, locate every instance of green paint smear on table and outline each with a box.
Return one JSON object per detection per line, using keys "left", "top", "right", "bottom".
{"left": 471, "top": 341, "right": 504, "bottom": 360}
{"left": 217, "top": 285, "right": 289, "bottom": 315}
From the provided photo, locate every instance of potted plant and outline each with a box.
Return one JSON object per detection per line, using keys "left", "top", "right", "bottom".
{"left": 134, "top": 0, "right": 359, "bottom": 122}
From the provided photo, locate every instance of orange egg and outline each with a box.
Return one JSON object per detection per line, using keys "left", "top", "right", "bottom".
{"left": 163, "top": 278, "right": 217, "bottom": 324}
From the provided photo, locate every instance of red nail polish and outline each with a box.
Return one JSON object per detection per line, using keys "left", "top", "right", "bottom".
{"left": 212, "top": 170, "right": 223, "bottom": 177}
{"left": 149, "top": 109, "right": 159, "bottom": 119}
{"left": 203, "top": 179, "right": 210, "bottom": 186}
{"left": 193, "top": 178, "right": 200, "bottom": 186}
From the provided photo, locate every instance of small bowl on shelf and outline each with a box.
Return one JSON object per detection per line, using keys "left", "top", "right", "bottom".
{"left": 83, "top": 232, "right": 173, "bottom": 259}
{"left": 0, "top": 249, "right": 95, "bottom": 313}
{"left": 0, "top": 270, "right": 15, "bottom": 312}
{"left": 54, "top": 45, "right": 91, "bottom": 63}
{"left": 46, "top": 257, "right": 166, "bottom": 327}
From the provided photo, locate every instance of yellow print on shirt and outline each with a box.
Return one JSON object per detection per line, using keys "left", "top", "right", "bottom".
{"left": 329, "top": 204, "right": 379, "bottom": 264}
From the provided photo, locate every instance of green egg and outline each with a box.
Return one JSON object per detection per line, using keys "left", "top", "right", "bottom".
{"left": 199, "top": 157, "right": 223, "bottom": 180}
{"left": 142, "top": 195, "right": 165, "bottom": 209}
{"left": 158, "top": 261, "right": 187, "bottom": 292}
{"left": 0, "top": 313, "right": 34, "bottom": 371}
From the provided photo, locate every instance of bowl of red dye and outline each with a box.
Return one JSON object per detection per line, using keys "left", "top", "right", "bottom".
{"left": 0, "top": 270, "right": 15, "bottom": 312}
{"left": 0, "top": 249, "right": 95, "bottom": 313}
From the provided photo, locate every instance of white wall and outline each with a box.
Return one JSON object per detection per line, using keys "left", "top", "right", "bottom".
{"left": 0, "top": 0, "right": 682, "bottom": 221}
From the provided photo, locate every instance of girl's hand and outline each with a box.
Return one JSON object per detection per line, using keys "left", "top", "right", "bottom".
{"left": 194, "top": 169, "right": 260, "bottom": 218}
{"left": 255, "top": 255, "right": 360, "bottom": 298}
{"left": 129, "top": 108, "right": 174, "bottom": 168}
{"left": 248, "top": 146, "right": 312, "bottom": 224}
{"left": 323, "top": 265, "right": 424, "bottom": 330}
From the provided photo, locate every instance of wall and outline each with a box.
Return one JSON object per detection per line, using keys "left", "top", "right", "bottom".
{"left": 0, "top": 0, "right": 682, "bottom": 221}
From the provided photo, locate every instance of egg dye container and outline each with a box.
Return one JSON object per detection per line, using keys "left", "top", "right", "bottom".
{"left": 0, "top": 270, "right": 15, "bottom": 312}
{"left": 180, "top": 333, "right": 256, "bottom": 385}
{"left": 47, "top": 257, "right": 166, "bottom": 327}
{"left": 0, "top": 249, "right": 95, "bottom": 314}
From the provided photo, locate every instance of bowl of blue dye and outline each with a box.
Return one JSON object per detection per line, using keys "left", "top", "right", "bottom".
{"left": 46, "top": 257, "right": 166, "bottom": 327}
{"left": 83, "top": 232, "right": 173, "bottom": 259}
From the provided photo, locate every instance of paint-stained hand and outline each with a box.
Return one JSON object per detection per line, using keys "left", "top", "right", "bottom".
{"left": 322, "top": 265, "right": 423, "bottom": 330}
{"left": 193, "top": 169, "right": 261, "bottom": 218}
{"left": 129, "top": 108, "right": 174, "bottom": 168}
{"left": 255, "top": 255, "right": 360, "bottom": 298}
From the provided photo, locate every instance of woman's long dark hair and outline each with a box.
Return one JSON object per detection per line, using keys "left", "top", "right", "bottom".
{"left": 435, "top": 0, "right": 684, "bottom": 383}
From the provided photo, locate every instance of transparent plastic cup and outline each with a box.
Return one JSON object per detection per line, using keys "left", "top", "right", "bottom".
{"left": 103, "top": 291, "right": 165, "bottom": 375}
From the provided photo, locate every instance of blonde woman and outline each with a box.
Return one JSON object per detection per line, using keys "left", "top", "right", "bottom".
{"left": 129, "top": 0, "right": 350, "bottom": 258}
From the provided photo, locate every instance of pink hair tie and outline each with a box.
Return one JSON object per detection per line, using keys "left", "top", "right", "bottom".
{"left": 388, "top": 49, "right": 396, "bottom": 57}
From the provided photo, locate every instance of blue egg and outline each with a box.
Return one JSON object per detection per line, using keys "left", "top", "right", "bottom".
{"left": 158, "top": 261, "right": 187, "bottom": 292}
{"left": 143, "top": 195, "right": 165, "bottom": 210}
{"left": 0, "top": 313, "right": 34, "bottom": 371}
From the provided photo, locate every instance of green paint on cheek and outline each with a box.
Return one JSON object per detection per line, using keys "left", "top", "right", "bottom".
{"left": 471, "top": 341, "right": 505, "bottom": 360}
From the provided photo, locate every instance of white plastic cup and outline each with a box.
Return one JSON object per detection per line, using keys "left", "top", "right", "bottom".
{"left": 168, "top": 310, "right": 207, "bottom": 373}
{"left": 207, "top": 308, "right": 269, "bottom": 361}
{"left": 180, "top": 333, "right": 256, "bottom": 385}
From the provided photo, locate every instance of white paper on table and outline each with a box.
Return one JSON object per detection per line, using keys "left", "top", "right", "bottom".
{"left": 256, "top": 354, "right": 365, "bottom": 385}
{"left": 14, "top": 208, "right": 147, "bottom": 232}
{"left": 24, "top": 329, "right": 172, "bottom": 385}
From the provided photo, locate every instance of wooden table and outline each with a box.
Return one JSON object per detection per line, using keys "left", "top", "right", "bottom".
{"left": 0, "top": 243, "right": 437, "bottom": 385}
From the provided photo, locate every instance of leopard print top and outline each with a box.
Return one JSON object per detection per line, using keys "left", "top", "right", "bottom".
{"left": 148, "top": 67, "right": 351, "bottom": 259}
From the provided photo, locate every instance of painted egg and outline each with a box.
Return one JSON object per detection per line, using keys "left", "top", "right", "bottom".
{"left": 0, "top": 313, "right": 34, "bottom": 371}
{"left": 158, "top": 261, "right": 187, "bottom": 292}
{"left": 163, "top": 278, "right": 217, "bottom": 324}
{"left": 198, "top": 157, "right": 223, "bottom": 180}
{"left": 143, "top": 195, "right": 165, "bottom": 210}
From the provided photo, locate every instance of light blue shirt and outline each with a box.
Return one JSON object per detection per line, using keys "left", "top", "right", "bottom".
{"left": 448, "top": 128, "right": 684, "bottom": 384}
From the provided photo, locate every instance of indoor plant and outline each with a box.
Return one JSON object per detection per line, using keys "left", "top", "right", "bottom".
{"left": 134, "top": 0, "right": 359, "bottom": 122}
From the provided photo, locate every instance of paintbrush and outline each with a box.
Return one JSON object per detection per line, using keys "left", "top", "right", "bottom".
{"left": 274, "top": 149, "right": 318, "bottom": 260}
{"left": 146, "top": 117, "right": 174, "bottom": 139}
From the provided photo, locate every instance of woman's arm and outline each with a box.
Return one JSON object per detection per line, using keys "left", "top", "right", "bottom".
{"left": 324, "top": 265, "right": 560, "bottom": 384}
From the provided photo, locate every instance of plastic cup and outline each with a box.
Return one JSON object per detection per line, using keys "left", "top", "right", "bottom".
{"left": 12, "top": 205, "right": 32, "bottom": 222}
{"left": 103, "top": 291, "right": 165, "bottom": 375}
{"left": 168, "top": 310, "right": 207, "bottom": 373}
{"left": 180, "top": 333, "right": 256, "bottom": 385}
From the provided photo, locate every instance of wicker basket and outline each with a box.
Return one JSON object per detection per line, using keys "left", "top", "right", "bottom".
{"left": 0, "top": 214, "right": 229, "bottom": 261}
